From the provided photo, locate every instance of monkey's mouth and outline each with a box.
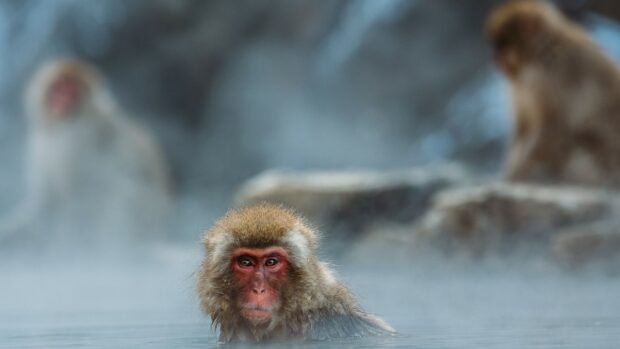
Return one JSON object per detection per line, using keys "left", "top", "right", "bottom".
{"left": 239, "top": 304, "right": 273, "bottom": 323}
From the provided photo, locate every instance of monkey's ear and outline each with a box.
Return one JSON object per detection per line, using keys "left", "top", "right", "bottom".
{"left": 204, "top": 231, "right": 233, "bottom": 266}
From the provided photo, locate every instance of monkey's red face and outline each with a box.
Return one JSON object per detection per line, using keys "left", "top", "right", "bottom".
{"left": 46, "top": 74, "right": 84, "bottom": 119}
{"left": 231, "top": 247, "right": 289, "bottom": 325}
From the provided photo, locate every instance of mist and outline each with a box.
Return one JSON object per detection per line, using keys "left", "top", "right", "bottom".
{"left": 1, "top": 1, "right": 620, "bottom": 348}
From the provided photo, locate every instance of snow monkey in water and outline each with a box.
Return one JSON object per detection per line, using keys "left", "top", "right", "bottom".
{"left": 487, "top": 0, "right": 620, "bottom": 186}
{"left": 197, "top": 203, "right": 395, "bottom": 343}
{"left": 0, "top": 58, "right": 171, "bottom": 245}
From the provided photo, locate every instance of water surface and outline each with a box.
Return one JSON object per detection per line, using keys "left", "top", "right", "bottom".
{"left": 1, "top": 252, "right": 619, "bottom": 349}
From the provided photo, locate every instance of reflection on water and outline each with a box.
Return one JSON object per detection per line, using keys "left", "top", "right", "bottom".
{"left": 1, "top": 249, "right": 619, "bottom": 349}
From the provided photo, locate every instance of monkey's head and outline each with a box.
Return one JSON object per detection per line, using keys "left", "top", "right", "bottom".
{"left": 198, "top": 204, "right": 321, "bottom": 335}
{"left": 26, "top": 59, "right": 100, "bottom": 126}
{"left": 486, "top": 0, "right": 565, "bottom": 77}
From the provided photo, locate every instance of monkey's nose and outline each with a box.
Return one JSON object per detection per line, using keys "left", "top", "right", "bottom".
{"left": 252, "top": 286, "right": 266, "bottom": 294}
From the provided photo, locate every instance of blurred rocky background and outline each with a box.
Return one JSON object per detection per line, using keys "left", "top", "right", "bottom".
{"left": 1, "top": 0, "right": 620, "bottom": 271}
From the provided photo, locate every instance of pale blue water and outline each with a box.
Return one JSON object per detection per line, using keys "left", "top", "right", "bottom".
{"left": 1, "top": 252, "right": 619, "bottom": 349}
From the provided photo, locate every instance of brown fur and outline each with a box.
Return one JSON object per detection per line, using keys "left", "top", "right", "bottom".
{"left": 207, "top": 204, "right": 308, "bottom": 249}
{"left": 487, "top": 0, "right": 620, "bottom": 186}
{"left": 196, "top": 203, "right": 395, "bottom": 343}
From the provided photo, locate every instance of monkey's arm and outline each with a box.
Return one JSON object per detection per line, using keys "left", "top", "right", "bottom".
{"left": 307, "top": 306, "right": 396, "bottom": 340}
{"left": 506, "top": 128, "right": 566, "bottom": 183}
{"left": 505, "top": 95, "right": 568, "bottom": 183}
{"left": 505, "top": 110, "right": 538, "bottom": 181}
{"left": 0, "top": 146, "right": 58, "bottom": 242}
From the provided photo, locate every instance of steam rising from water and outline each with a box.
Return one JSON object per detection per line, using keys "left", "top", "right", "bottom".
{"left": 317, "top": 0, "right": 411, "bottom": 76}
{"left": 1, "top": 7, "right": 620, "bottom": 349}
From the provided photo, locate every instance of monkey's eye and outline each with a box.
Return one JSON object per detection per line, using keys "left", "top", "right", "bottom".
{"left": 265, "top": 257, "right": 279, "bottom": 267}
{"left": 237, "top": 256, "right": 253, "bottom": 268}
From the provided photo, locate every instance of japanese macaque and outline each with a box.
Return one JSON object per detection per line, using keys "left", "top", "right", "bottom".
{"left": 0, "top": 58, "right": 171, "bottom": 246}
{"left": 197, "top": 204, "right": 395, "bottom": 343}
{"left": 487, "top": 0, "right": 620, "bottom": 186}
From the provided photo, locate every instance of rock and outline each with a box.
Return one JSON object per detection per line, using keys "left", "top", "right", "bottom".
{"left": 343, "top": 222, "right": 415, "bottom": 264}
{"left": 552, "top": 223, "right": 620, "bottom": 274}
{"left": 415, "top": 183, "right": 613, "bottom": 258}
{"left": 235, "top": 164, "right": 469, "bottom": 241}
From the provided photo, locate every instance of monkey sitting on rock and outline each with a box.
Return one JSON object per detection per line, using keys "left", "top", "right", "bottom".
{"left": 487, "top": 0, "right": 620, "bottom": 186}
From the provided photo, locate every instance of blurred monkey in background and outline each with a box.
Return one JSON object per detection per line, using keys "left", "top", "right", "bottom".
{"left": 0, "top": 58, "right": 172, "bottom": 247}
{"left": 487, "top": 0, "right": 620, "bottom": 186}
